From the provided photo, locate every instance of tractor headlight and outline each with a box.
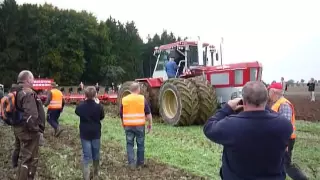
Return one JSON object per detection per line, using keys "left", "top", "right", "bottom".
{"left": 231, "top": 90, "right": 242, "bottom": 100}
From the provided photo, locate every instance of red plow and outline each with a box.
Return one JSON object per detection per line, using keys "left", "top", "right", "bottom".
{"left": 34, "top": 78, "right": 118, "bottom": 105}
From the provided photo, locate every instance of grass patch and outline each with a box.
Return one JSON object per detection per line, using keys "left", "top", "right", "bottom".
{"left": 60, "top": 107, "right": 320, "bottom": 180}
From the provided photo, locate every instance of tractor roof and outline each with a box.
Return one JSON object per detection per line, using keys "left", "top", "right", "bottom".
{"left": 159, "top": 41, "right": 211, "bottom": 50}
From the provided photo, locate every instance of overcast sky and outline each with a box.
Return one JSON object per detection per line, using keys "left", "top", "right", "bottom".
{"left": 16, "top": 0, "right": 320, "bottom": 83}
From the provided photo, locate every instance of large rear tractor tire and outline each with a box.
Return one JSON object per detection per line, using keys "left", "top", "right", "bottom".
{"left": 149, "top": 88, "right": 160, "bottom": 115}
{"left": 190, "top": 76, "right": 218, "bottom": 124}
{"left": 117, "top": 81, "right": 134, "bottom": 109}
{"left": 117, "top": 81, "right": 152, "bottom": 112}
{"left": 159, "top": 78, "right": 199, "bottom": 126}
{"left": 139, "top": 82, "right": 150, "bottom": 102}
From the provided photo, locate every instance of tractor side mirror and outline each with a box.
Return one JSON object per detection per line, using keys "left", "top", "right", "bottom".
{"left": 153, "top": 46, "right": 160, "bottom": 57}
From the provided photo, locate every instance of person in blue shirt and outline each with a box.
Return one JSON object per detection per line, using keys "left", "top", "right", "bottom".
{"left": 204, "top": 81, "right": 293, "bottom": 180}
{"left": 165, "top": 58, "right": 178, "bottom": 79}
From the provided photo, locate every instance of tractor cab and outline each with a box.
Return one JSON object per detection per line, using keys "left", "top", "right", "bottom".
{"left": 152, "top": 40, "right": 263, "bottom": 104}
{"left": 153, "top": 41, "right": 218, "bottom": 80}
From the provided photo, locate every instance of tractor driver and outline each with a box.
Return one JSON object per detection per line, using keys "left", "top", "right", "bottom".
{"left": 165, "top": 57, "right": 178, "bottom": 79}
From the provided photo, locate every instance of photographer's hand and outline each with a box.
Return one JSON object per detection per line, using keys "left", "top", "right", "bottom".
{"left": 227, "top": 98, "right": 244, "bottom": 111}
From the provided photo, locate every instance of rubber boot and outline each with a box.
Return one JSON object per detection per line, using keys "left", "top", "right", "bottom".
{"left": 82, "top": 164, "right": 90, "bottom": 180}
{"left": 12, "top": 151, "right": 19, "bottom": 168}
{"left": 17, "top": 165, "right": 29, "bottom": 180}
{"left": 28, "top": 166, "right": 37, "bottom": 180}
{"left": 54, "top": 126, "right": 64, "bottom": 137}
{"left": 39, "top": 133, "right": 45, "bottom": 146}
{"left": 93, "top": 160, "right": 99, "bottom": 180}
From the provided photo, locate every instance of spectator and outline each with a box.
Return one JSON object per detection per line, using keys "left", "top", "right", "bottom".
{"left": 95, "top": 82, "right": 100, "bottom": 93}
{"left": 120, "top": 82, "right": 152, "bottom": 168}
{"left": 307, "top": 78, "right": 316, "bottom": 102}
{"left": 75, "top": 86, "right": 105, "bottom": 180}
{"left": 281, "top": 77, "right": 287, "bottom": 95}
{"left": 203, "top": 81, "right": 293, "bottom": 180}
{"left": 13, "top": 70, "right": 46, "bottom": 180}
{"left": 269, "top": 82, "right": 308, "bottom": 180}
{"left": 78, "top": 82, "right": 84, "bottom": 94}
{"left": 0, "top": 85, "right": 3, "bottom": 99}
{"left": 9, "top": 83, "right": 20, "bottom": 168}
{"left": 44, "top": 82, "right": 65, "bottom": 137}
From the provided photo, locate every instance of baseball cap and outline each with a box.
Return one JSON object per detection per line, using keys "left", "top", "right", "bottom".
{"left": 268, "top": 82, "right": 282, "bottom": 90}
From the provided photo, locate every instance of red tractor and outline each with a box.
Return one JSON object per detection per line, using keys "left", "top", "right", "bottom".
{"left": 118, "top": 40, "right": 263, "bottom": 126}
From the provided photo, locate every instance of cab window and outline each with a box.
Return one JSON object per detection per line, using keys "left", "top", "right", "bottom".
{"left": 188, "top": 46, "right": 199, "bottom": 66}
{"left": 211, "top": 72, "right": 229, "bottom": 85}
{"left": 156, "top": 51, "right": 169, "bottom": 71}
{"left": 250, "top": 68, "right": 258, "bottom": 81}
{"left": 257, "top": 67, "right": 262, "bottom": 81}
{"left": 234, "top": 70, "right": 243, "bottom": 85}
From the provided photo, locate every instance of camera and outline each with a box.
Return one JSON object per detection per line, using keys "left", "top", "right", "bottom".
{"left": 235, "top": 99, "right": 244, "bottom": 113}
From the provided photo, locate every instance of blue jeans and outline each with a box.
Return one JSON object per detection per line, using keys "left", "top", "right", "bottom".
{"left": 125, "top": 126, "right": 145, "bottom": 165}
{"left": 81, "top": 139, "right": 101, "bottom": 165}
{"left": 47, "top": 109, "right": 62, "bottom": 129}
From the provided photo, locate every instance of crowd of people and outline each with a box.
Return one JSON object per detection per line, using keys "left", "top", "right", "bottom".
{"left": 0, "top": 70, "right": 152, "bottom": 180}
{"left": 0, "top": 70, "right": 314, "bottom": 180}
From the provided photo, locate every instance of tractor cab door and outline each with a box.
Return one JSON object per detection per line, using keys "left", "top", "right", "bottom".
{"left": 152, "top": 50, "right": 170, "bottom": 80}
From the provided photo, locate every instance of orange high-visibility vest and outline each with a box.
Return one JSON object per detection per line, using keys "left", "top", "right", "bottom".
{"left": 48, "top": 89, "right": 63, "bottom": 110}
{"left": 122, "top": 94, "right": 145, "bottom": 126}
{"left": 271, "top": 97, "right": 296, "bottom": 139}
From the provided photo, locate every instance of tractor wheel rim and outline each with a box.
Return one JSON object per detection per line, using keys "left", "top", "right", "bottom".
{"left": 162, "top": 89, "right": 178, "bottom": 119}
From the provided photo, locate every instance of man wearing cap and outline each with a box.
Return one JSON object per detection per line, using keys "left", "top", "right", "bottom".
{"left": 269, "top": 82, "right": 308, "bottom": 180}
{"left": 44, "top": 82, "right": 65, "bottom": 137}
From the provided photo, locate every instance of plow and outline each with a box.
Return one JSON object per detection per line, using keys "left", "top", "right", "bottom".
{"left": 33, "top": 79, "right": 118, "bottom": 105}
{"left": 32, "top": 39, "right": 263, "bottom": 126}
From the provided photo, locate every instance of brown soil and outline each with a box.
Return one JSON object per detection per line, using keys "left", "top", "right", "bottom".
{"left": 286, "top": 94, "right": 320, "bottom": 122}
{"left": 0, "top": 125, "right": 205, "bottom": 180}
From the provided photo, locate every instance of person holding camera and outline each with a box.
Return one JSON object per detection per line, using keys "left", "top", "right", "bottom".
{"left": 203, "top": 81, "right": 293, "bottom": 180}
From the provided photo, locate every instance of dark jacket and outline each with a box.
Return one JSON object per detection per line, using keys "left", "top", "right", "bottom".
{"left": 203, "top": 105, "right": 293, "bottom": 180}
{"left": 75, "top": 99, "right": 105, "bottom": 140}
{"left": 15, "top": 84, "right": 45, "bottom": 132}
{"left": 307, "top": 82, "right": 315, "bottom": 92}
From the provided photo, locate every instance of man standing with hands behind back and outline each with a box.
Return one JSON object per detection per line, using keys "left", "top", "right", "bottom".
{"left": 204, "top": 81, "right": 293, "bottom": 180}
{"left": 269, "top": 82, "right": 308, "bottom": 180}
{"left": 120, "top": 82, "right": 152, "bottom": 168}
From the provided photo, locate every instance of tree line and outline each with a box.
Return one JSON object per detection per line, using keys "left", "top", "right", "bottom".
{"left": 0, "top": 0, "right": 181, "bottom": 87}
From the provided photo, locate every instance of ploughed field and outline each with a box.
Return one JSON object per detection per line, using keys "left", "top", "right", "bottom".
{"left": 285, "top": 86, "right": 320, "bottom": 122}
{"left": 1, "top": 107, "right": 320, "bottom": 179}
